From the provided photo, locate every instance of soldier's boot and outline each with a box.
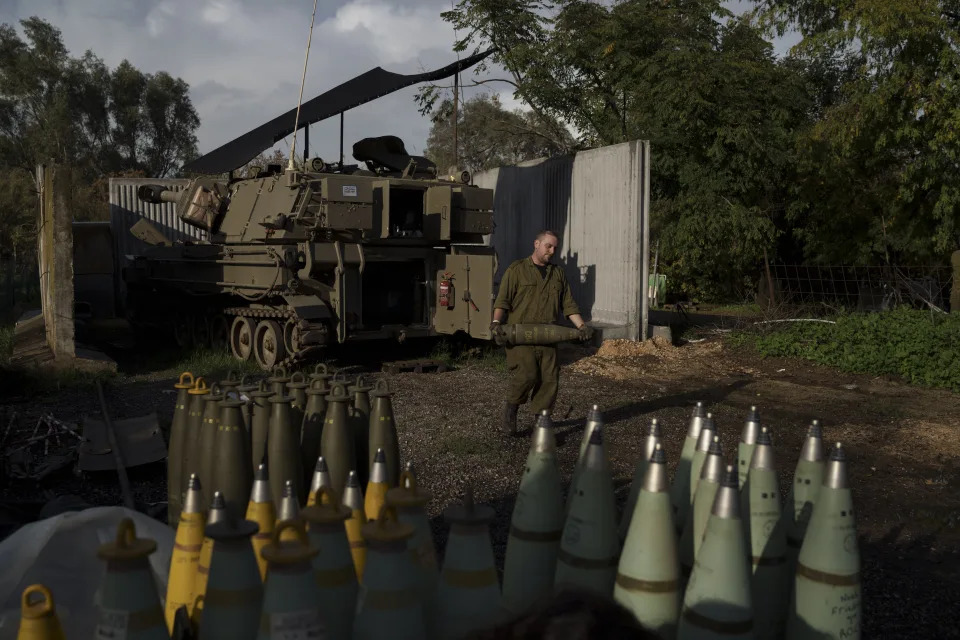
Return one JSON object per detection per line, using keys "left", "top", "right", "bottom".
{"left": 501, "top": 402, "right": 519, "bottom": 436}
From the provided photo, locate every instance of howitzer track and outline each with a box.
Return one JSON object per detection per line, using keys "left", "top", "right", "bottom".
{"left": 223, "top": 306, "right": 328, "bottom": 371}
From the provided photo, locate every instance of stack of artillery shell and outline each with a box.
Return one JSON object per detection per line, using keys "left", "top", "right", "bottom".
{"left": 670, "top": 402, "right": 706, "bottom": 535}
{"left": 199, "top": 517, "right": 262, "bottom": 640}
{"left": 165, "top": 475, "right": 205, "bottom": 632}
{"left": 258, "top": 521, "right": 325, "bottom": 640}
{"left": 349, "top": 375, "right": 374, "bottom": 487}
{"left": 678, "top": 465, "right": 754, "bottom": 639}
{"left": 369, "top": 379, "right": 402, "bottom": 488}
{"left": 435, "top": 486, "right": 502, "bottom": 640}
{"left": 14, "top": 584, "right": 66, "bottom": 640}
{"left": 556, "top": 425, "right": 619, "bottom": 595}
{"left": 301, "top": 378, "right": 328, "bottom": 492}
{"left": 155, "top": 379, "right": 864, "bottom": 640}
{"left": 738, "top": 406, "right": 761, "bottom": 488}
{"left": 321, "top": 381, "right": 356, "bottom": 501}
{"left": 615, "top": 443, "right": 680, "bottom": 639}
{"left": 302, "top": 488, "right": 359, "bottom": 640}
{"left": 354, "top": 507, "right": 425, "bottom": 640}
{"left": 245, "top": 464, "right": 275, "bottom": 581}
{"left": 745, "top": 427, "right": 789, "bottom": 639}
{"left": 619, "top": 418, "right": 661, "bottom": 541}
{"left": 385, "top": 468, "right": 440, "bottom": 637}
{"left": 679, "top": 434, "right": 724, "bottom": 593}
{"left": 181, "top": 378, "right": 210, "bottom": 508}
{"left": 787, "top": 442, "right": 861, "bottom": 639}
{"left": 502, "top": 410, "right": 564, "bottom": 615}
{"left": 94, "top": 518, "right": 169, "bottom": 640}
{"left": 167, "top": 371, "right": 195, "bottom": 528}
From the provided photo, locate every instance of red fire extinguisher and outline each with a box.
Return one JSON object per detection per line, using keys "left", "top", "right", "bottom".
{"left": 439, "top": 273, "right": 454, "bottom": 309}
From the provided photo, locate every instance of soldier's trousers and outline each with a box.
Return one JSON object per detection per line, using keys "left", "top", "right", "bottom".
{"left": 505, "top": 345, "right": 559, "bottom": 413}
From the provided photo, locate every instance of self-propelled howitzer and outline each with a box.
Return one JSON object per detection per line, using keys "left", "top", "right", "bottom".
{"left": 124, "top": 136, "right": 497, "bottom": 370}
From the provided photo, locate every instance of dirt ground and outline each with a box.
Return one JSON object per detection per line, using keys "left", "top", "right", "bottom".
{"left": 2, "top": 334, "right": 959, "bottom": 637}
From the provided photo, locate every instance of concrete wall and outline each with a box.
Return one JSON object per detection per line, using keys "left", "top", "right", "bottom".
{"left": 474, "top": 140, "right": 650, "bottom": 340}
{"left": 36, "top": 164, "right": 76, "bottom": 359}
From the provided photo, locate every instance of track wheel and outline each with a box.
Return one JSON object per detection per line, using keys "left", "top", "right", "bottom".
{"left": 210, "top": 315, "right": 229, "bottom": 351}
{"left": 193, "top": 314, "right": 211, "bottom": 348}
{"left": 230, "top": 316, "right": 256, "bottom": 361}
{"left": 173, "top": 312, "right": 193, "bottom": 348}
{"left": 283, "top": 317, "right": 303, "bottom": 355}
{"left": 254, "top": 319, "right": 286, "bottom": 370}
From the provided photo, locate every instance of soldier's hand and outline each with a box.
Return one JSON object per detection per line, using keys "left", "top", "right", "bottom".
{"left": 577, "top": 324, "right": 594, "bottom": 342}
{"left": 490, "top": 321, "right": 506, "bottom": 345}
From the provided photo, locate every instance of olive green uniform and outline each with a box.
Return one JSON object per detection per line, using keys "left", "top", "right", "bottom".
{"left": 494, "top": 258, "right": 580, "bottom": 413}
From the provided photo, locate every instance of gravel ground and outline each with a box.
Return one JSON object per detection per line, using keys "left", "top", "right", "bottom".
{"left": 2, "top": 335, "right": 959, "bottom": 637}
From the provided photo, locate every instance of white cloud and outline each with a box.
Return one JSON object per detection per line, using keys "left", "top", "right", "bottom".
{"left": 327, "top": 0, "right": 455, "bottom": 64}
{"left": 144, "top": 2, "right": 178, "bottom": 38}
{"left": 200, "top": 0, "right": 235, "bottom": 25}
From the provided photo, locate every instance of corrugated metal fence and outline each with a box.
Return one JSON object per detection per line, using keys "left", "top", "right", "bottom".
{"left": 474, "top": 140, "right": 650, "bottom": 340}
{"left": 109, "top": 178, "right": 201, "bottom": 310}
{"left": 109, "top": 178, "right": 201, "bottom": 257}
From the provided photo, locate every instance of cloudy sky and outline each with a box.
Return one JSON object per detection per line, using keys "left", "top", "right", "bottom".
{"left": 0, "top": 0, "right": 796, "bottom": 170}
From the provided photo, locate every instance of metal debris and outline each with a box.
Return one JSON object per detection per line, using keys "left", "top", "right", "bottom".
{"left": 1, "top": 413, "right": 82, "bottom": 481}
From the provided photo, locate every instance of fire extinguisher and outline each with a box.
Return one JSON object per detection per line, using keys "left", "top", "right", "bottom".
{"left": 439, "top": 273, "right": 454, "bottom": 309}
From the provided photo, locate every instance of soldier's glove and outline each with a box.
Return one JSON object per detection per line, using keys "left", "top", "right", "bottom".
{"left": 577, "top": 324, "right": 594, "bottom": 342}
{"left": 490, "top": 321, "right": 506, "bottom": 346}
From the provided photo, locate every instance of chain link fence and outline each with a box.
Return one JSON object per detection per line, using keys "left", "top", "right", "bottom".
{"left": 768, "top": 264, "right": 954, "bottom": 312}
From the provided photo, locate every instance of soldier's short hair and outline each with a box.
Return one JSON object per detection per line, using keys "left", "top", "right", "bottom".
{"left": 536, "top": 229, "right": 560, "bottom": 242}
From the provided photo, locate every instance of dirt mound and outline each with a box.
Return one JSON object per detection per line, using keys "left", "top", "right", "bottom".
{"left": 568, "top": 337, "right": 725, "bottom": 380}
{"left": 595, "top": 336, "right": 674, "bottom": 357}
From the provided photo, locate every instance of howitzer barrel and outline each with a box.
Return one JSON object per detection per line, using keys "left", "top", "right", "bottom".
{"left": 137, "top": 184, "right": 181, "bottom": 204}
{"left": 499, "top": 323, "right": 581, "bottom": 346}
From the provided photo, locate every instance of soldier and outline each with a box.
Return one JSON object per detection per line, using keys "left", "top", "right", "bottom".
{"left": 491, "top": 230, "right": 593, "bottom": 435}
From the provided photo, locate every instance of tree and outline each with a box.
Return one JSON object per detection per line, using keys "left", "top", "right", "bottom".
{"left": 0, "top": 18, "right": 200, "bottom": 179}
{"left": 426, "top": 0, "right": 810, "bottom": 299}
{"left": 0, "top": 17, "right": 201, "bottom": 254}
{"left": 758, "top": 0, "right": 960, "bottom": 265}
{"left": 423, "top": 93, "right": 574, "bottom": 173}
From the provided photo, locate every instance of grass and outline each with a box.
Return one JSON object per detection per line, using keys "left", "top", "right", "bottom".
{"left": 0, "top": 324, "right": 11, "bottom": 365}
{"left": 430, "top": 337, "right": 507, "bottom": 373}
{"left": 132, "top": 347, "right": 263, "bottom": 383}
{"left": 728, "top": 307, "right": 960, "bottom": 392}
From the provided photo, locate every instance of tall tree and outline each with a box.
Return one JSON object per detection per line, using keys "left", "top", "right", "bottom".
{"left": 0, "top": 17, "right": 201, "bottom": 254}
{"left": 423, "top": 93, "right": 574, "bottom": 173}
{"left": 759, "top": 0, "right": 960, "bottom": 264}
{"left": 426, "top": 0, "right": 810, "bottom": 299}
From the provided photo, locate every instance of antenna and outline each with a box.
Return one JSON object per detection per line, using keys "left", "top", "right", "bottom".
{"left": 288, "top": 0, "right": 320, "bottom": 171}
{"left": 451, "top": 0, "right": 460, "bottom": 171}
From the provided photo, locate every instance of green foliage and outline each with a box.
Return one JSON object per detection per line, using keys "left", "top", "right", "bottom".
{"left": 0, "top": 17, "right": 200, "bottom": 254}
{"left": 731, "top": 308, "right": 960, "bottom": 390}
{"left": 429, "top": 0, "right": 809, "bottom": 300}
{"left": 430, "top": 337, "right": 507, "bottom": 371}
{"left": 758, "top": 0, "right": 960, "bottom": 265}
{"left": 424, "top": 93, "right": 574, "bottom": 173}
{"left": 123, "top": 347, "right": 262, "bottom": 382}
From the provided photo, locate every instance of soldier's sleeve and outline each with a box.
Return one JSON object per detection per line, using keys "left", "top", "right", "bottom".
{"left": 560, "top": 271, "right": 580, "bottom": 317}
{"left": 494, "top": 265, "right": 516, "bottom": 311}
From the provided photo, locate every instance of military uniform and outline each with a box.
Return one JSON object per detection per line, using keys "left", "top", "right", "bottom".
{"left": 494, "top": 257, "right": 581, "bottom": 414}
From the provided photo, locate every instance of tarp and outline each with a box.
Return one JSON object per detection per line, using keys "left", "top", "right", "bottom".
{"left": 184, "top": 48, "right": 495, "bottom": 175}
{"left": 0, "top": 507, "right": 174, "bottom": 640}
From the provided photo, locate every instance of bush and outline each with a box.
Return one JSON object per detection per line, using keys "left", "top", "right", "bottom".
{"left": 729, "top": 308, "right": 960, "bottom": 391}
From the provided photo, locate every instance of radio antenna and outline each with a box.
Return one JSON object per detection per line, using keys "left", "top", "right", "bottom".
{"left": 451, "top": 0, "right": 460, "bottom": 170}
{"left": 288, "top": 0, "right": 319, "bottom": 171}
